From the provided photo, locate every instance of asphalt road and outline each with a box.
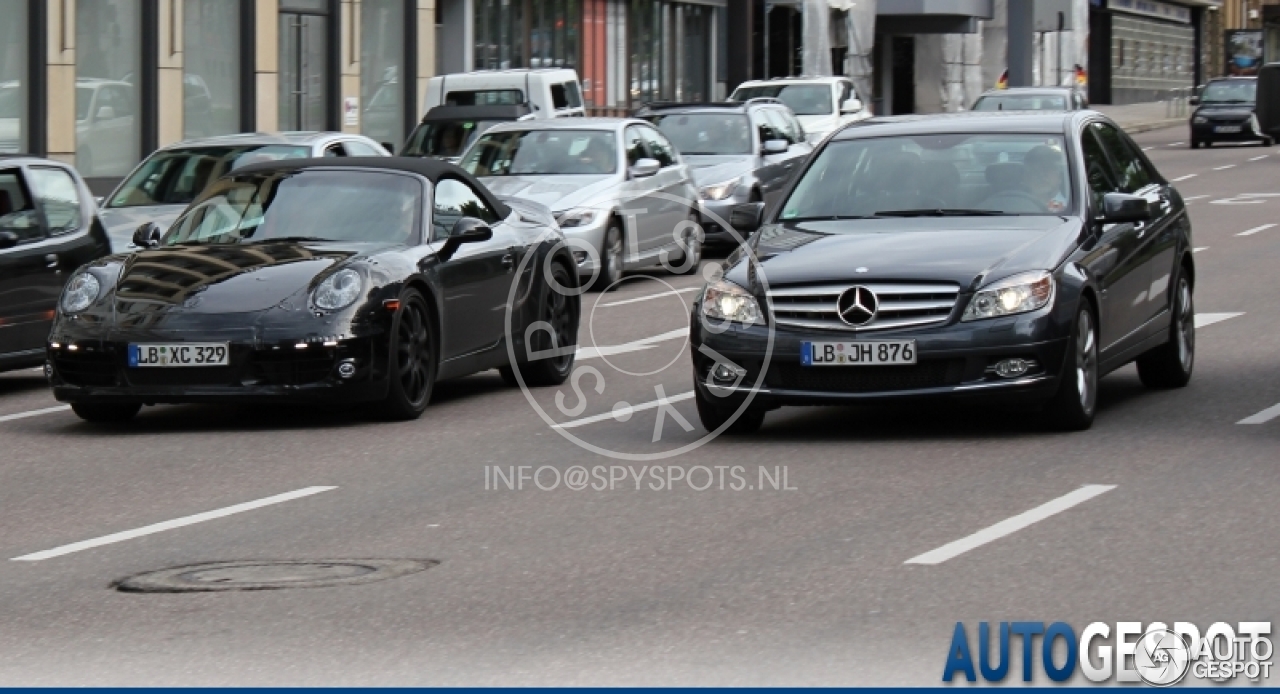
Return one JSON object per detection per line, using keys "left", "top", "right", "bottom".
{"left": 1, "top": 127, "right": 1278, "bottom": 685}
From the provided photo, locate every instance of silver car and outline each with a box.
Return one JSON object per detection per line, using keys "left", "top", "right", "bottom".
{"left": 97, "top": 131, "right": 390, "bottom": 252}
{"left": 458, "top": 118, "right": 701, "bottom": 289}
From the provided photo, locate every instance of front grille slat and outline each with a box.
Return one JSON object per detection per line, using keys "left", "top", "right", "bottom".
{"left": 767, "top": 281, "right": 961, "bottom": 333}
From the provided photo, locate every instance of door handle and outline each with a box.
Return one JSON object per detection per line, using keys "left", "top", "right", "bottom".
{"left": 45, "top": 254, "right": 59, "bottom": 269}
{"left": 501, "top": 252, "right": 516, "bottom": 269}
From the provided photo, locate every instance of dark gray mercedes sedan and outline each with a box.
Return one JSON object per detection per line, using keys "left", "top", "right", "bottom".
{"left": 691, "top": 111, "right": 1195, "bottom": 433}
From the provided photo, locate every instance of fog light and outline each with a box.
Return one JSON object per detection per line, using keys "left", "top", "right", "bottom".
{"left": 44, "top": 361, "right": 53, "bottom": 379}
{"left": 993, "top": 358, "right": 1034, "bottom": 378}
{"left": 712, "top": 362, "right": 746, "bottom": 383}
{"left": 337, "top": 361, "right": 357, "bottom": 379}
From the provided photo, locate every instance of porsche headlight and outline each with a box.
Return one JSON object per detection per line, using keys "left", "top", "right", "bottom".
{"left": 701, "top": 280, "right": 763, "bottom": 325}
{"left": 556, "top": 208, "right": 601, "bottom": 229}
{"left": 699, "top": 177, "right": 742, "bottom": 201}
{"left": 1193, "top": 115, "right": 1208, "bottom": 124}
{"left": 312, "top": 268, "right": 363, "bottom": 310}
{"left": 962, "top": 271, "right": 1054, "bottom": 321}
{"left": 61, "top": 272, "right": 101, "bottom": 314}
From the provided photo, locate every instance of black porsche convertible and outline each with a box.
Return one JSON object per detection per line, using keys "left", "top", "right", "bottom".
{"left": 46, "top": 158, "right": 580, "bottom": 422}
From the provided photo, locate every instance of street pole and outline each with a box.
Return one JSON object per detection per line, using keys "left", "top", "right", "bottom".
{"left": 1007, "top": 0, "right": 1034, "bottom": 87}
{"left": 764, "top": 2, "right": 772, "bottom": 79}
{"left": 1057, "top": 11, "right": 1065, "bottom": 87}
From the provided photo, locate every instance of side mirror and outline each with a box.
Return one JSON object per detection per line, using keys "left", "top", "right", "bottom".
{"left": 629, "top": 158, "right": 661, "bottom": 179}
{"left": 729, "top": 202, "right": 765, "bottom": 232}
{"left": 0, "top": 230, "right": 19, "bottom": 249}
{"left": 95, "top": 105, "right": 116, "bottom": 121}
{"left": 841, "top": 98, "right": 864, "bottom": 114}
{"left": 1100, "top": 193, "right": 1151, "bottom": 224}
{"left": 439, "top": 216, "right": 493, "bottom": 261}
{"left": 132, "top": 221, "right": 162, "bottom": 248}
{"left": 762, "top": 139, "right": 790, "bottom": 155}
{"left": 1189, "top": 95, "right": 1200, "bottom": 106}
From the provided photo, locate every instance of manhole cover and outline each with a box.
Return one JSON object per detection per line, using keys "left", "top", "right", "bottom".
{"left": 114, "top": 559, "right": 436, "bottom": 593}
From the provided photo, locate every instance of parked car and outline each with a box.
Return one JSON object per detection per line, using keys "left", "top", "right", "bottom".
{"left": 1190, "top": 76, "right": 1274, "bottom": 148}
{"left": 693, "top": 112, "right": 1195, "bottom": 433}
{"left": 97, "top": 132, "right": 390, "bottom": 252}
{"left": 971, "top": 86, "right": 1088, "bottom": 112}
{"left": 636, "top": 99, "right": 813, "bottom": 246}
{"left": 75, "top": 78, "right": 139, "bottom": 178}
{"left": 401, "top": 103, "right": 535, "bottom": 162}
{"left": 424, "top": 69, "right": 585, "bottom": 119}
{"left": 46, "top": 157, "right": 578, "bottom": 423}
{"left": 729, "top": 76, "right": 870, "bottom": 143}
{"left": 0, "top": 155, "right": 111, "bottom": 373}
{"left": 1259, "top": 63, "right": 1280, "bottom": 144}
{"left": 458, "top": 118, "right": 701, "bottom": 289}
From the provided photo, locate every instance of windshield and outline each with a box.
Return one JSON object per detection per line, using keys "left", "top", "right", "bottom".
{"left": 1201, "top": 80, "right": 1256, "bottom": 103}
{"left": 780, "top": 134, "right": 1073, "bottom": 220}
{"left": 402, "top": 119, "right": 507, "bottom": 158}
{"left": 460, "top": 129, "right": 618, "bottom": 176}
{"left": 164, "top": 170, "right": 421, "bottom": 245}
{"left": 109, "top": 145, "right": 312, "bottom": 208}
{"left": 731, "top": 84, "right": 833, "bottom": 116}
{"left": 648, "top": 113, "right": 752, "bottom": 155}
{"left": 972, "top": 94, "right": 1068, "bottom": 111}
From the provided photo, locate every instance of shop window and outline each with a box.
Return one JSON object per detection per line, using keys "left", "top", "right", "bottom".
{"left": 76, "top": 0, "right": 143, "bottom": 177}
{"left": 0, "top": 0, "right": 27, "bottom": 154}
{"left": 362, "top": 0, "right": 406, "bottom": 149}
{"left": 184, "top": 0, "right": 242, "bottom": 139}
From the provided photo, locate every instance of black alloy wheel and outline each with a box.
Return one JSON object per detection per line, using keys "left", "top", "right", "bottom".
{"left": 1136, "top": 270, "right": 1194, "bottom": 388}
{"left": 379, "top": 289, "right": 435, "bottom": 420}
{"left": 1044, "top": 304, "right": 1098, "bottom": 431}
{"left": 501, "top": 261, "right": 578, "bottom": 387}
{"left": 70, "top": 402, "right": 142, "bottom": 423}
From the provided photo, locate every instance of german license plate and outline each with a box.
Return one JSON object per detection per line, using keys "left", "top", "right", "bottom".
{"left": 1215, "top": 125, "right": 1242, "bottom": 133}
{"left": 128, "top": 343, "right": 229, "bottom": 367}
{"left": 801, "top": 340, "right": 916, "bottom": 366}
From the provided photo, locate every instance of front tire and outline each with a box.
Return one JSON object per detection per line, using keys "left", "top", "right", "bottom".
{"left": 377, "top": 289, "right": 436, "bottom": 420}
{"left": 502, "top": 260, "right": 578, "bottom": 387}
{"left": 694, "top": 387, "right": 766, "bottom": 434}
{"left": 671, "top": 214, "right": 703, "bottom": 276}
{"left": 1136, "top": 270, "right": 1194, "bottom": 388}
{"left": 591, "top": 223, "right": 624, "bottom": 292}
{"left": 71, "top": 402, "right": 141, "bottom": 423}
{"left": 1044, "top": 304, "right": 1098, "bottom": 431}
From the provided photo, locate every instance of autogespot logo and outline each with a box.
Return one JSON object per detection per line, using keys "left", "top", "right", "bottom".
{"left": 504, "top": 190, "right": 775, "bottom": 461}
{"left": 941, "top": 621, "right": 1273, "bottom": 684}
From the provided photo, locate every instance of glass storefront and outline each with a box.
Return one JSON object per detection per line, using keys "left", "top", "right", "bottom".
{"left": 473, "top": 0, "right": 581, "bottom": 70}
{"left": 1110, "top": 13, "right": 1194, "bottom": 104}
{"left": 631, "top": 0, "right": 716, "bottom": 105}
{"left": 0, "top": 0, "right": 26, "bottom": 154}
{"left": 362, "top": 0, "right": 406, "bottom": 148}
{"left": 184, "top": 0, "right": 241, "bottom": 139}
{"left": 76, "top": 0, "right": 143, "bottom": 177}
{"left": 474, "top": 0, "right": 524, "bottom": 69}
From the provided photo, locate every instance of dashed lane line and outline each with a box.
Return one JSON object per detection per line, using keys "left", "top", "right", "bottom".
{"left": 598, "top": 287, "right": 700, "bottom": 307}
{"left": 1193, "top": 247, "right": 1208, "bottom": 253}
{"left": 1194, "top": 312, "right": 1244, "bottom": 328}
{"left": 1238, "top": 404, "right": 1280, "bottom": 425}
{"left": 1214, "top": 165, "right": 1237, "bottom": 171}
{"left": 1183, "top": 195, "right": 1209, "bottom": 202}
{"left": 1249, "top": 155, "right": 1269, "bottom": 161}
{"left": 1171, "top": 174, "right": 1197, "bottom": 182}
{"left": 1238, "top": 224, "right": 1276, "bottom": 237}
{"left": 576, "top": 327, "right": 689, "bottom": 360}
{"left": 0, "top": 406, "right": 70, "bottom": 423}
{"left": 552, "top": 391, "right": 695, "bottom": 429}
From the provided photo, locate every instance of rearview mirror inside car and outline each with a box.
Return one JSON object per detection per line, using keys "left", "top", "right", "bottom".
{"left": 762, "top": 139, "right": 789, "bottom": 155}
{"left": 132, "top": 222, "right": 162, "bottom": 248}
{"left": 729, "top": 202, "right": 765, "bottom": 232}
{"left": 629, "top": 158, "right": 661, "bottom": 179}
{"left": 1100, "top": 193, "right": 1151, "bottom": 224}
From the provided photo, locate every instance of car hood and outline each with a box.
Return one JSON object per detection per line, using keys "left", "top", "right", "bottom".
{"left": 1195, "top": 104, "right": 1255, "bottom": 119}
{"left": 479, "top": 175, "right": 618, "bottom": 212}
{"left": 99, "top": 205, "right": 187, "bottom": 254}
{"left": 726, "top": 216, "right": 1082, "bottom": 291}
{"left": 684, "top": 155, "right": 755, "bottom": 187}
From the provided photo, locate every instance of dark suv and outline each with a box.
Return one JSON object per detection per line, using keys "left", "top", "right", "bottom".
{"left": 1190, "top": 77, "right": 1274, "bottom": 148}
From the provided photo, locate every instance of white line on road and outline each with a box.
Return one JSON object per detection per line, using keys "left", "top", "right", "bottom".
{"left": 1193, "top": 247, "right": 1208, "bottom": 253}
{"left": 1142, "top": 146, "right": 1155, "bottom": 151}
{"left": 576, "top": 327, "right": 689, "bottom": 360}
{"left": 1195, "top": 312, "right": 1244, "bottom": 328}
{"left": 1214, "top": 165, "right": 1237, "bottom": 171}
{"left": 598, "top": 287, "right": 700, "bottom": 307}
{"left": 1171, "top": 174, "right": 1197, "bottom": 182}
{"left": 1239, "top": 403, "right": 1280, "bottom": 425}
{"left": 553, "top": 391, "right": 695, "bottom": 429}
{"left": 0, "top": 405, "right": 70, "bottom": 424}
{"left": 1168, "top": 142, "right": 1185, "bottom": 146}
{"left": 1249, "top": 155, "right": 1269, "bottom": 161}
{"left": 904, "top": 485, "right": 1117, "bottom": 565}
{"left": 11, "top": 486, "right": 338, "bottom": 562}
{"left": 1237, "top": 223, "right": 1276, "bottom": 237}
{"left": 1183, "top": 195, "right": 1209, "bottom": 202}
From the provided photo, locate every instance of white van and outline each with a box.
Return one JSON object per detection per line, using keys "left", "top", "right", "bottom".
{"left": 424, "top": 69, "right": 586, "bottom": 119}
{"left": 729, "top": 76, "right": 871, "bottom": 144}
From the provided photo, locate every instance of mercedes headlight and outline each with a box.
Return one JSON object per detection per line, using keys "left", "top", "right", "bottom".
{"left": 1193, "top": 115, "right": 1208, "bottom": 124}
{"left": 699, "top": 177, "right": 742, "bottom": 201}
{"left": 312, "top": 268, "right": 363, "bottom": 310}
{"left": 556, "top": 208, "right": 601, "bottom": 229}
{"left": 701, "top": 280, "right": 763, "bottom": 325}
{"left": 962, "top": 271, "right": 1054, "bottom": 321}
{"left": 61, "top": 272, "right": 101, "bottom": 314}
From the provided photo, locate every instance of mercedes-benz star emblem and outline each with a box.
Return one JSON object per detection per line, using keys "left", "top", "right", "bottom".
{"left": 836, "top": 286, "right": 879, "bottom": 327}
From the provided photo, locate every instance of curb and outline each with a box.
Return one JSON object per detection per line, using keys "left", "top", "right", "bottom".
{"left": 1115, "top": 118, "right": 1184, "bottom": 134}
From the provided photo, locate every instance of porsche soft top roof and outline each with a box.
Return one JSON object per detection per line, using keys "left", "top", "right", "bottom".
{"left": 228, "top": 156, "right": 511, "bottom": 219}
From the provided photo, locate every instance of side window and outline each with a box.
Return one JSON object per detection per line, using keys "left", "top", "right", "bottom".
{"left": 639, "top": 127, "right": 677, "bottom": 167}
{"left": 107, "top": 86, "right": 133, "bottom": 118}
{"left": 0, "top": 170, "right": 45, "bottom": 243}
{"left": 1080, "top": 128, "right": 1120, "bottom": 210}
{"left": 751, "top": 109, "right": 783, "bottom": 145}
{"left": 432, "top": 178, "right": 499, "bottom": 241}
{"left": 1091, "top": 122, "right": 1153, "bottom": 192}
{"left": 323, "top": 143, "right": 346, "bottom": 157}
{"left": 838, "top": 81, "right": 853, "bottom": 105}
{"left": 764, "top": 109, "right": 798, "bottom": 144}
{"left": 28, "top": 168, "right": 84, "bottom": 234}
{"left": 343, "top": 140, "right": 383, "bottom": 156}
{"left": 550, "top": 83, "right": 569, "bottom": 110}
{"left": 623, "top": 126, "right": 650, "bottom": 167}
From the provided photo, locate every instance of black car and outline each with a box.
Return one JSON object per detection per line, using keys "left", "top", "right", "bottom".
{"left": 692, "top": 112, "right": 1195, "bottom": 433}
{"left": 1190, "top": 77, "right": 1274, "bottom": 148}
{"left": 0, "top": 155, "right": 111, "bottom": 373}
{"left": 47, "top": 158, "right": 580, "bottom": 423}
{"left": 400, "top": 104, "right": 534, "bottom": 162}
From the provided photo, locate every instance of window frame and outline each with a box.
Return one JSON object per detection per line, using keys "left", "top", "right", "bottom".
{"left": 0, "top": 167, "right": 49, "bottom": 246}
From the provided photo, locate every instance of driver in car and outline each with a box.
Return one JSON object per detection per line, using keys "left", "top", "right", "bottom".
{"left": 1024, "top": 145, "right": 1068, "bottom": 213}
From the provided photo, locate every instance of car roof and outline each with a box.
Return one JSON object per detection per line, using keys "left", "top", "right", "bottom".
{"left": 978, "top": 87, "right": 1079, "bottom": 96}
{"left": 420, "top": 104, "right": 533, "bottom": 122}
{"left": 481, "top": 117, "right": 646, "bottom": 133}
{"left": 0, "top": 153, "right": 75, "bottom": 168}
{"left": 160, "top": 131, "right": 369, "bottom": 150}
{"left": 735, "top": 76, "right": 843, "bottom": 86}
{"left": 832, "top": 111, "right": 1082, "bottom": 139}
{"left": 226, "top": 157, "right": 511, "bottom": 219}
{"left": 635, "top": 99, "right": 782, "bottom": 115}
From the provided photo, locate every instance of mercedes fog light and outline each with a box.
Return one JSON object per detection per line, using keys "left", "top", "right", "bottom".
{"left": 712, "top": 362, "right": 746, "bottom": 383}
{"left": 993, "top": 358, "right": 1035, "bottom": 378}
{"left": 337, "top": 360, "right": 358, "bottom": 379}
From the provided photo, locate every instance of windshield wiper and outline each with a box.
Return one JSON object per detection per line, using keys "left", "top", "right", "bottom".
{"left": 783, "top": 214, "right": 883, "bottom": 222}
{"left": 1204, "top": 99, "right": 1251, "bottom": 104}
{"left": 242, "top": 235, "right": 334, "bottom": 244}
{"left": 873, "top": 208, "right": 1014, "bottom": 217}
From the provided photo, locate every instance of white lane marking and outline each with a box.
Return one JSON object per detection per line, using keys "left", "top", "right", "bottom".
{"left": 1194, "top": 312, "right": 1244, "bottom": 328}
{"left": 904, "top": 485, "right": 1117, "bottom": 565}
{"left": 1171, "top": 174, "right": 1197, "bottom": 182}
{"left": 1214, "top": 164, "right": 1236, "bottom": 171}
{"left": 1183, "top": 195, "right": 1209, "bottom": 202}
{"left": 1193, "top": 246, "right": 1208, "bottom": 253}
{"left": 1249, "top": 155, "right": 1268, "bottom": 161}
{"left": 11, "top": 486, "right": 338, "bottom": 562}
{"left": 1168, "top": 141, "right": 1185, "bottom": 146}
{"left": 0, "top": 405, "right": 71, "bottom": 424}
{"left": 599, "top": 287, "right": 700, "bottom": 307}
{"left": 576, "top": 327, "right": 689, "bottom": 360}
{"left": 553, "top": 391, "right": 695, "bottom": 429}
{"left": 1142, "top": 146, "right": 1155, "bottom": 151}
{"left": 1239, "top": 403, "right": 1280, "bottom": 425}
{"left": 1238, "top": 223, "right": 1276, "bottom": 237}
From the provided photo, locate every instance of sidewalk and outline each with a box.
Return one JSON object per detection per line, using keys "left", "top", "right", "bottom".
{"left": 1092, "top": 101, "right": 1187, "bottom": 134}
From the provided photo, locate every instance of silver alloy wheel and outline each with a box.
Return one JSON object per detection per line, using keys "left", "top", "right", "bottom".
{"left": 1076, "top": 310, "right": 1097, "bottom": 413}
{"left": 605, "top": 227, "right": 623, "bottom": 285}
{"left": 683, "top": 219, "right": 702, "bottom": 268}
{"left": 1175, "top": 278, "right": 1194, "bottom": 371}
